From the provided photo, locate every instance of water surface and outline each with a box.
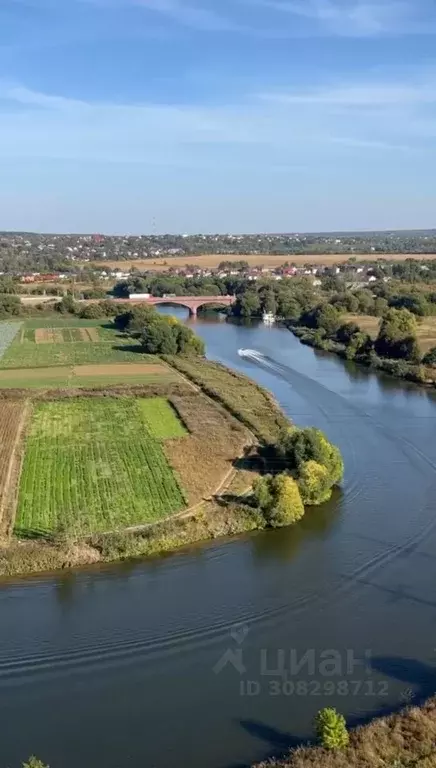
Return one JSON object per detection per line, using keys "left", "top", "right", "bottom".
{"left": 2, "top": 310, "right": 436, "bottom": 768}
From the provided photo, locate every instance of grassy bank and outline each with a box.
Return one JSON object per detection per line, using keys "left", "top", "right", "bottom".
{"left": 291, "top": 326, "right": 431, "bottom": 386}
{"left": 163, "top": 355, "right": 289, "bottom": 443}
{"left": 254, "top": 698, "right": 436, "bottom": 768}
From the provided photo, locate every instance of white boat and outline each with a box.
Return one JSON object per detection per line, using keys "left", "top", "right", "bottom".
{"left": 262, "top": 312, "right": 276, "bottom": 324}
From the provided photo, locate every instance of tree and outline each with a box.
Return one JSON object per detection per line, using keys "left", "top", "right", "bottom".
{"left": 239, "top": 290, "right": 261, "bottom": 317}
{"left": 375, "top": 308, "right": 420, "bottom": 362}
{"left": 300, "top": 304, "right": 341, "bottom": 336}
{"left": 23, "top": 759, "right": 49, "bottom": 768}
{"left": 0, "top": 294, "right": 22, "bottom": 317}
{"left": 423, "top": 346, "right": 436, "bottom": 366}
{"left": 55, "top": 295, "right": 77, "bottom": 315}
{"left": 298, "top": 460, "right": 332, "bottom": 505}
{"left": 315, "top": 708, "right": 349, "bottom": 750}
{"left": 279, "top": 427, "right": 343, "bottom": 485}
{"left": 254, "top": 474, "right": 305, "bottom": 528}
{"left": 336, "top": 322, "right": 361, "bottom": 344}
{"left": 141, "top": 319, "right": 177, "bottom": 355}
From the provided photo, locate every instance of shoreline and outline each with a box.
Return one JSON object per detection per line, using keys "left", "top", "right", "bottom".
{"left": 253, "top": 696, "right": 436, "bottom": 768}
{"left": 0, "top": 359, "right": 289, "bottom": 580}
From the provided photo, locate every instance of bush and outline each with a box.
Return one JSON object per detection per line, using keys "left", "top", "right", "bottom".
{"left": 55, "top": 295, "right": 77, "bottom": 315}
{"left": 253, "top": 474, "right": 305, "bottom": 528}
{"left": 298, "top": 460, "right": 333, "bottom": 505}
{"left": 423, "top": 346, "right": 436, "bottom": 367}
{"left": 315, "top": 707, "right": 349, "bottom": 750}
{"left": 23, "top": 758, "right": 49, "bottom": 768}
{"left": 279, "top": 427, "right": 343, "bottom": 485}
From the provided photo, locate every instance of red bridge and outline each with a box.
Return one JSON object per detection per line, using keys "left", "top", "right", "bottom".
{"left": 141, "top": 295, "right": 235, "bottom": 317}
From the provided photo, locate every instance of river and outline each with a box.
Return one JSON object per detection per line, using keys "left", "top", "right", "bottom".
{"left": 2, "top": 310, "right": 436, "bottom": 768}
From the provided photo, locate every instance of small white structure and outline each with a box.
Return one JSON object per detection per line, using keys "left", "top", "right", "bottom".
{"left": 129, "top": 293, "right": 150, "bottom": 300}
{"left": 263, "top": 311, "right": 276, "bottom": 324}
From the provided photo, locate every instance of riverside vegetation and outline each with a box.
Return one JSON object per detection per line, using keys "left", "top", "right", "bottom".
{"left": 0, "top": 304, "right": 343, "bottom": 578}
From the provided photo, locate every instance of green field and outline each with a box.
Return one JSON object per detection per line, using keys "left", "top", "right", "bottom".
{"left": 23, "top": 318, "right": 112, "bottom": 329}
{"left": 0, "top": 372, "right": 177, "bottom": 389}
{"left": 0, "top": 339, "right": 153, "bottom": 369}
{"left": 138, "top": 397, "right": 188, "bottom": 439}
{"left": 15, "top": 397, "right": 187, "bottom": 537}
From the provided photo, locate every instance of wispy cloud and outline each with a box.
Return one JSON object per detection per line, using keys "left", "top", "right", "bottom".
{"left": 0, "top": 73, "right": 434, "bottom": 167}
{"left": 255, "top": 0, "right": 436, "bottom": 36}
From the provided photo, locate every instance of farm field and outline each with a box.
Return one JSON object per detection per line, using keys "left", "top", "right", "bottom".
{"left": 0, "top": 338, "right": 153, "bottom": 369}
{"left": 91, "top": 253, "right": 436, "bottom": 272}
{"left": 22, "top": 318, "right": 111, "bottom": 329}
{"left": 15, "top": 397, "right": 187, "bottom": 538}
{"left": 138, "top": 397, "right": 188, "bottom": 439}
{"left": 345, "top": 314, "right": 436, "bottom": 354}
{"left": 0, "top": 322, "right": 23, "bottom": 361}
{"left": 0, "top": 401, "right": 27, "bottom": 532}
{"left": 0, "top": 362, "right": 179, "bottom": 389}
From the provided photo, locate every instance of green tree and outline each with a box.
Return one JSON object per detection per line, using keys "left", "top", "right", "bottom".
{"left": 141, "top": 319, "right": 177, "bottom": 354}
{"left": 56, "top": 295, "right": 77, "bottom": 315}
{"left": 0, "top": 294, "right": 22, "bottom": 317}
{"left": 23, "top": 758, "right": 49, "bottom": 768}
{"left": 315, "top": 708, "right": 349, "bottom": 750}
{"left": 336, "top": 322, "right": 361, "bottom": 344}
{"left": 239, "top": 290, "right": 261, "bottom": 317}
{"left": 255, "top": 474, "right": 305, "bottom": 528}
{"left": 423, "top": 346, "right": 436, "bottom": 366}
{"left": 298, "top": 460, "right": 332, "bottom": 505}
{"left": 375, "top": 308, "right": 420, "bottom": 362}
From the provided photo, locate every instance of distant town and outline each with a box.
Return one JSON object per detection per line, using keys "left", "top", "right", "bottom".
{"left": 0, "top": 229, "right": 436, "bottom": 292}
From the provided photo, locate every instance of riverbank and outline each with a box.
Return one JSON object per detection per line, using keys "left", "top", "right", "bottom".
{"left": 0, "top": 360, "right": 288, "bottom": 579}
{"left": 254, "top": 697, "right": 436, "bottom": 768}
{"left": 290, "top": 325, "right": 434, "bottom": 386}
{"left": 0, "top": 354, "right": 342, "bottom": 579}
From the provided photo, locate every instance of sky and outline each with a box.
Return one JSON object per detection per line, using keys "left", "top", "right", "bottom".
{"left": 1, "top": 0, "right": 436, "bottom": 233}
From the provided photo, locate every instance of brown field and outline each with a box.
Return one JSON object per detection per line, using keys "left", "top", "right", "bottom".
{"left": 0, "top": 401, "right": 28, "bottom": 537}
{"left": 92, "top": 253, "right": 436, "bottom": 272}
{"left": 35, "top": 328, "right": 63, "bottom": 344}
{"left": 345, "top": 313, "right": 436, "bottom": 354}
{"left": 74, "top": 363, "right": 168, "bottom": 377}
{"left": 0, "top": 367, "right": 71, "bottom": 381}
{"left": 164, "top": 394, "right": 251, "bottom": 504}
{"left": 82, "top": 327, "right": 99, "bottom": 342}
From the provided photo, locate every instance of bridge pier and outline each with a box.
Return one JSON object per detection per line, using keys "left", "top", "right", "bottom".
{"left": 189, "top": 306, "right": 197, "bottom": 317}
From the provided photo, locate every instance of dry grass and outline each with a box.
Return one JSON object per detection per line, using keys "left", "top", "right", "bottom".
{"left": 164, "top": 393, "right": 251, "bottom": 504}
{"left": 345, "top": 314, "right": 436, "bottom": 354}
{"left": 91, "top": 253, "right": 436, "bottom": 272}
{"left": 164, "top": 356, "right": 289, "bottom": 443}
{"left": 258, "top": 698, "right": 436, "bottom": 768}
{"left": 73, "top": 363, "right": 169, "bottom": 377}
{"left": 0, "top": 401, "right": 29, "bottom": 538}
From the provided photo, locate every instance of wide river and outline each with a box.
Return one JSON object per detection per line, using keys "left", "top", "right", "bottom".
{"left": 2, "top": 311, "right": 436, "bottom": 768}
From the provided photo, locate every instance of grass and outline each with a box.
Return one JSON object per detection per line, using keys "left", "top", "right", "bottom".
{"left": 0, "top": 339, "right": 154, "bottom": 369}
{"left": 15, "top": 397, "right": 187, "bottom": 538}
{"left": 137, "top": 397, "right": 188, "bottom": 439}
{"left": 345, "top": 313, "right": 436, "bottom": 354}
{"left": 23, "top": 318, "right": 113, "bottom": 329}
{"left": 164, "top": 356, "right": 289, "bottom": 443}
{"left": 255, "top": 697, "right": 436, "bottom": 768}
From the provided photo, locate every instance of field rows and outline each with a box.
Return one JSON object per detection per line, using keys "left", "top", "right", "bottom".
{"left": 0, "top": 322, "right": 23, "bottom": 360}
{"left": 0, "top": 339, "right": 155, "bottom": 369}
{"left": 15, "top": 398, "right": 187, "bottom": 537}
{"left": 0, "top": 401, "right": 26, "bottom": 509}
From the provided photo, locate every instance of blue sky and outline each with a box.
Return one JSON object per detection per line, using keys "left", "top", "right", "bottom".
{"left": 1, "top": 0, "right": 436, "bottom": 233}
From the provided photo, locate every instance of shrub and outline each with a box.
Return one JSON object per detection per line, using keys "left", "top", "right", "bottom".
{"left": 423, "top": 346, "right": 436, "bottom": 367}
{"left": 315, "top": 707, "right": 349, "bottom": 750}
{"left": 23, "top": 758, "right": 49, "bottom": 768}
{"left": 298, "top": 460, "right": 333, "bottom": 505}
{"left": 253, "top": 474, "right": 305, "bottom": 528}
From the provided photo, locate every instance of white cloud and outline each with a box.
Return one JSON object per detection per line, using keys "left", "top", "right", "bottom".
{"left": 0, "top": 76, "right": 433, "bottom": 166}
{"left": 256, "top": 0, "right": 436, "bottom": 36}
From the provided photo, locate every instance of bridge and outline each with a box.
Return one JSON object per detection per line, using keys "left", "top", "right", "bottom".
{"left": 140, "top": 295, "right": 235, "bottom": 317}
